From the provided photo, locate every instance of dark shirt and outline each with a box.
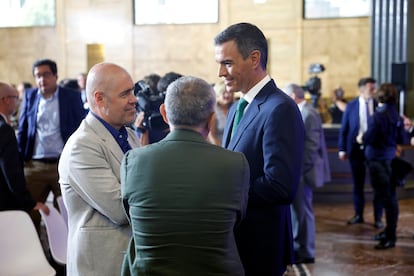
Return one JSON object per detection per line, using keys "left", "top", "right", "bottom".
{"left": 329, "top": 104, "right": 344, "bottom": 124}
{"left": 0, "top": 116, "right": 36, "bottom": 211}
{"left": 363, "top": 104, "right": 405, "bottom": 161}
{"left": 91, "top": 112, "right": 132, "bottom": 153}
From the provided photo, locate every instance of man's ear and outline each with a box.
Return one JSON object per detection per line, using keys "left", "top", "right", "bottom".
{"left": 160, "top": 103, "right": 169, "bottom": 124}
{"left": 250, "top": 50, "right": 261, "bottom": 69}
{"left": 94, "top": 91, "right": 105, "bottom": 106}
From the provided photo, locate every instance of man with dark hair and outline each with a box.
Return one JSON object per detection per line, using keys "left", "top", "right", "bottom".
{"left": 156, "top": 71, "right": 182, "bottom": 93}
{"left": 338, "top": 77, "right": 383, "bottom": 228}
{"left": 137, "top": 72, "right": 182, "bottom": 145}
{"left": 17, "top": 58, "right": 86, "bottom": 232}
{"left": 143, "top": 73, "right": 161, "bottom": 94}
{"left": 121, "top": 76, "right": 249, "bottom": 275}
{"left": 362, "top": 83, "right": 406, "bottom": 249}
{"left": 214, "top": 22, "right": 305, "bottom": 276}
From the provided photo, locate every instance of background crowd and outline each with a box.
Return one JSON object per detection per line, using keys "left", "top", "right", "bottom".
{"left": 1, "top": 21, "right": 414, "bottom": 276}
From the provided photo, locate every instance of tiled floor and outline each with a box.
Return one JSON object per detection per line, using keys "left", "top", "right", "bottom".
{"left": 286, "top": 197, "right": 414, "bottom": 276}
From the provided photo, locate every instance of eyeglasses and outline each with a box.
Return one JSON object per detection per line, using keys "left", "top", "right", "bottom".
{"left": 34, "top": 72, "right": 54, "bottom": 79}
{"left": 1, "top": 95, "right": 18, "bottom": 100}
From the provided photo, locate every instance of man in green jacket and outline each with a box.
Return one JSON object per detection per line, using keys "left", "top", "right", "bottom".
{"left": 121, "top": 76, "right": 250, "bottom": 276}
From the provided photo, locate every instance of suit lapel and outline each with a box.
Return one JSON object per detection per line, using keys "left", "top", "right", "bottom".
{"left": 86, "top": 114, "right": 125, "bottom": 164}
{"left": 0, "top": 114, "right": 6, "bottom": 125}
{"left": 226, "top": 86, "right": 270, "bottom": 150}
{"left": 227, "top": 101, "right": 258, "bottom": 150}
{"left": 30, "top": 90, "right": 41, "bottom": 138}
{"left": 354, "top": 100, "right": 360, "bottom": 131}
{"left": 58, "top": 87, "right": 66, "bottom": 128}
{"left": 223, "top": 105, "right": 236, "bottom": 148}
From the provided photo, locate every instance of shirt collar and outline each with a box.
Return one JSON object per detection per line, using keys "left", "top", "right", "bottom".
{"left": 297, "top": 100, "right": 306, "bottom": 111}
{"left": 91, "top": 112, "right": 126, "bottom": 137}
{"left": 37, "top": 86, "right": 59, "bottom": 100}
{"left": 91, "top": 112, "right": 131, "bottom": 152}
{"left": 359, "top": 95, "right": 371, "bottom": 103}
{"left": 242, "top": 74, "right": 271, "bottom": 104}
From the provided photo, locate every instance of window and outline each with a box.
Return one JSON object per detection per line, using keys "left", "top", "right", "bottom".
{"left": 0, "top": 0, "right": 55, "bottom": 28}
{"left": 304, "top": 0, "right": 370, "bottom": 19}
{"left": 134, "top": 0, "right": 219, "bottom": 25}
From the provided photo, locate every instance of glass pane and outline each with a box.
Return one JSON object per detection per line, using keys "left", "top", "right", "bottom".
{"left": 0, "top": 0, "right": 55, "bottom": 28}
{"left": 134, "top": 0, "right": 219, "bottom": 25}
{"left": 304, "top": 0, "right": 370, "bottom": 19}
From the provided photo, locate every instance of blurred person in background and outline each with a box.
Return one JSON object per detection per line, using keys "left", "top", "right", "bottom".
{"left": 136, "top": 72, "right": 182, "bottom": 145}
{"left": 77, "top": 72, "right": 88, "bottom": 109}
{"left": 17, "top": 58, "right": 85, "bottom": 233}
{"left": 9, "top": 81, "right": 32, "bottom": 130}
{"left": 208, "top": 80, "right": 235, "bottom": 146}
{"left": 361, "top": 83, "right": 406, "bottom": 249}
{"left": 328, "top": 86, "right": 347, "bottom": 124}
{"left": 0, "top": 81, "right": 49, "bottom": 215}
{"left": 284, "top": 83, "right": 330, "bottom": 264}
{"left": 338, "top": 77, "right": 384, "bottom": 229}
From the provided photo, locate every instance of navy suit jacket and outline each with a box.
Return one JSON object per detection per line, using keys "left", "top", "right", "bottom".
{"left": 0, "top": 116, "right": 35, "bottom": 211}
{"left": 338, "top": 97, "right": 361, "bottom": 158}
{"left": 17, "top": 86, "right": 86, "bottom": 160}
{"left": 223, "top": 79, "right": 305, "bottom": 275}
{"left": 338, "top": 97, "right": 379, "bottom": 158}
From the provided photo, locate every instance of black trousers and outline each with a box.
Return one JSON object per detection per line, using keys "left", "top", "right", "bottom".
{"left": 349, "top": 145, "right": 383, "bottom": 221}
{"left": 367, "top": 159, "right": 398, "bottom": 241}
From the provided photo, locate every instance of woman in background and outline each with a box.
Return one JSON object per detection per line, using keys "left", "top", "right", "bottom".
{"left": 208, "top": 81, "right": 235, "bottom": 146}
{"left": 328, "top": 86, "right": 347, "bottom": 124}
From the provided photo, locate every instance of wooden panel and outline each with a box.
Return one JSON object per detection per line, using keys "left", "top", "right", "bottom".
{"left": 0, "top": 0, "right": 372, "bottom": 102}
{"left": 87, "top": 44, "right": 105, "bottom": 72}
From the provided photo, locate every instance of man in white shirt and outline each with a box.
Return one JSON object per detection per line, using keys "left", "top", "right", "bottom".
{"left": 338, "top": 77, "right": 384, "bottom": 229}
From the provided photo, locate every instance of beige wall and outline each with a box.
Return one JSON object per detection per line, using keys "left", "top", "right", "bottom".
{"left": 0, "top": 0, "right": 370, "bottom": 99}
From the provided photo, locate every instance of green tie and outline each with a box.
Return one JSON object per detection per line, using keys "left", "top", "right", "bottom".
{"left": 231, "top": 98, "right": 248, "bottom": 139}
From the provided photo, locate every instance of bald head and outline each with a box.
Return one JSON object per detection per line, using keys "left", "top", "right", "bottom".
{"left": 0, "top": 82, "right": 19, "bottom": 117}
{"left": 0, "top": 82, "right": 14, "bottom": 98}
{"left": 86, "top": 62, "right": 133, "bottom": 110}
{"left": 85, "top": 62, "right": 137, "bottom": 129}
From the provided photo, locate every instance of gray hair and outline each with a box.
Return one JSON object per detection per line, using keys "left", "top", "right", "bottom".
{"left": 284, "top": 83, "right": 305, "bottom": 99}
{"left": 165, "top": 76, "right": 216, "bottom": 127}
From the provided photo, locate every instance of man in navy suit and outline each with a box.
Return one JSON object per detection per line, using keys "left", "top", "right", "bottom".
{"left": 338, "top": 77, "right": 383, "bottom": 228}
{"left": 17, "top": 58, "right": 86, "bottom": 232}
{"left": 214, "top": 22, "right": 305, "bottom": 276}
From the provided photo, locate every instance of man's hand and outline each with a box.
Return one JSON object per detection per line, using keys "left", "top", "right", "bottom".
{"left": 338, "top": 151, "right": 347, "bottom": 161}
{"left": 33, "top": 202, "right": 50, "bottom": 215}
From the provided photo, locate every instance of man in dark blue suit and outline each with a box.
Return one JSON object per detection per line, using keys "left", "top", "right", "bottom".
{"left": 338, "top": 77, "right": 383, "bottom": 228}
{"left": 214, "top": 22, "right": 305, "bottom": 276}
{"left": 17, "top": 58, "right": 86, "bottom": 232}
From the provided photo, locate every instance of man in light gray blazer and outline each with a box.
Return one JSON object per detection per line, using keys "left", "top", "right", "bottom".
{"left": 58, "top": 62, "right": 140, "bottom": 276}
{"left": 121, "top": 76, "right": 250, "bottom": 276}
{"left": 284, "top": 83, "right": 331, "bottom": 264}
